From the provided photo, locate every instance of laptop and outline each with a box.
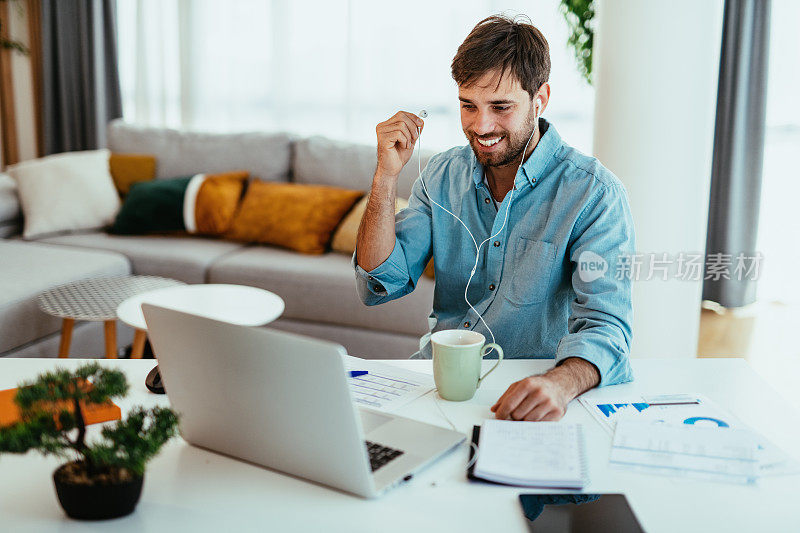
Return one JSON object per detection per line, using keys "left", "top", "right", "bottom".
{"left": 142, "top": 304, "right": 466, "bottom": 498}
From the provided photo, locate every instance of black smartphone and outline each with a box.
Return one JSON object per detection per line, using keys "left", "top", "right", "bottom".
{"left": 519, "top": 493, "right": 645, "bottom": 533}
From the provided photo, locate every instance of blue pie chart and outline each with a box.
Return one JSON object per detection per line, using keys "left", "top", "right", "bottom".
{"left": 683, "top": 416, "right": 729, "bottom": 427}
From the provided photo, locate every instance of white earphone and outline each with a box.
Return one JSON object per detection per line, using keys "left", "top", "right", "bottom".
{"left": 415, "top": 97, "right": 541, "bottom": 349}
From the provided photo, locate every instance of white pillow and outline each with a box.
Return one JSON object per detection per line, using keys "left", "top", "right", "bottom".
{"left": 7, "top": 149, "right": 121, "bottom": 239}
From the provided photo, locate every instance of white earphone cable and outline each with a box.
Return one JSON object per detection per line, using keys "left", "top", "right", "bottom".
{"left": 416, "top": 111, "right": 536, "bottom": 350}
{"left": 414, "top": 109, "right": 537, "bottom": 451}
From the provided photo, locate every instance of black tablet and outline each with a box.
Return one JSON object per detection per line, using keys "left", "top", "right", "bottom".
{"left": 519, "top": 493, "right": 645, "bottom": 533}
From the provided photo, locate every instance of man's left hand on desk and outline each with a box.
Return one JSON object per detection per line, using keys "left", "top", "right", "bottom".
{"left": 490, "top": 357, "right": 601, "bottom": 421}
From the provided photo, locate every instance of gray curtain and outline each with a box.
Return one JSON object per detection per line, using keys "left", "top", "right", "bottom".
{"left": 703, "top": 0, "right": 771, "bottom": 308}
{"left": 40, "top": 0, "right": 122, "bottom": 155}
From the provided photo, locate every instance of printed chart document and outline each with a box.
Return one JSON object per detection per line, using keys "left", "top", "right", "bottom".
{"left": 610, "top": 420, "right": 760, "bottom": 485}
{"left": 473, "top": 420, "right": 587, "bottom": 489}
{"left": 343, "top": 355, "right": 434, "bottom": 412}
{"left": 579, "top": 393, "right": 799, "bottom": 478}
{"left": 579, "top": 393, "right": 733, "bottom": 434}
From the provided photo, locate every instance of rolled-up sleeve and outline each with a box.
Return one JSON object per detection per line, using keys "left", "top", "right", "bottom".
{"left": 556, "top": 181, "right": 635, "bottom": 386}
{"left": 353, "top": 164, "right": 435, "bottom": 306}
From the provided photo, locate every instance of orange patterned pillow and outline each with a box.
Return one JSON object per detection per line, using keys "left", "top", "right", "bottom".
{"left": 193, "top": 171, "right": 249, "bottom": 235}
{"left": 226, "top": 181, "right": 363, "bottom": 254}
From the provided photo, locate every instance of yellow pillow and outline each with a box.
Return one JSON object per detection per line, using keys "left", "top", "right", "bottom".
{"left": 226, "top": 181, "right": 363, "bottom": 254}
{"left": 331, "top": 195, "right": 409, "bottom": 254}
{"left": 109, "top": 153, "right": 157, "bottom": 195}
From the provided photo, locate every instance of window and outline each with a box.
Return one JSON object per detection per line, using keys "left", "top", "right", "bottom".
{"left": 116, "top": 0, "right": 594, "bottom": 153}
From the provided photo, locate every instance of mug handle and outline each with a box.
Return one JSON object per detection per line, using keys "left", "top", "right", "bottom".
{"left": 477, "top": 343, "right": 503, "bottom": 388}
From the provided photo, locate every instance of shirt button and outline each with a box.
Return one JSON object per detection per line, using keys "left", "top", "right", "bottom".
{"left": 463, "top": 321, "right": 471, "bottom": 328}
{"left": 484, "top": 197, "right": 491, "bottom": 204}
{"left": 493, "top": 241, "right": 500, "bottom": 247}
{"left": 532, "top": 178, "right": 537, "bottom": 182}
{"left": 489, "top": 284, "right": 495, "bottom": 291}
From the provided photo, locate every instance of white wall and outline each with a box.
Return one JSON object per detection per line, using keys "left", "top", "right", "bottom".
{"left": 592, "top": 0, "right": 724, "bottom": 358}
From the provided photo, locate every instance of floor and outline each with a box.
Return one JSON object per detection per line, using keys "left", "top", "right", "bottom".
{"left": 697, "top": 300, "right": 800, "bottom": 413}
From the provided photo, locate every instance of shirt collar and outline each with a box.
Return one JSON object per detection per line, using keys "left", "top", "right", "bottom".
{"left": 471, "top": 118, "right": 561, "bottom": 189}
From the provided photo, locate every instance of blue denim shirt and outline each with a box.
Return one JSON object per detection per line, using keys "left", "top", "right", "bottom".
{"left": 353, "top": 119, "right": 634, "bottom": 386}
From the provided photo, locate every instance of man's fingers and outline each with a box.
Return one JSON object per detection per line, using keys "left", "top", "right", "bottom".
{"left": 394, "top": 121, "right": 416, "bottom": 146}
{"left": 494, "top": 385, "right": 530, "bottom": 420}
{"left": 389, "top": 128, "right": 410, "bottom": 150}
{"left": 539, "top": 409, "right": 565, "bottom": 422}
{"left": 491, "top": 382, "right": 517, "bottom": 413}
{"left": 522, "top": 398, "right": 557, "bottom": 421}
{"left": 381, "top": 130, "right": 409, "bottom": 150}
{"left": 397, "top": 113, "right": 422, "bottom": 140}
{"left": 380, "top": 121, "right": 415, "bottom": 149}
{"left": 397, "top": 110, "right": 424, "bottom": 129}
{"left": 509, "top": 393, "right": 545, "bottom": 421}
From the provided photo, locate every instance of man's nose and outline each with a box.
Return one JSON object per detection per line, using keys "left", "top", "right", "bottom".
{"left": 472, "top": 110, "right": 497, "bottom": 136}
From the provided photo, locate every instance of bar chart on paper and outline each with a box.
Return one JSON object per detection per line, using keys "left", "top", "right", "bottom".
{"left": 578, "top": 394, "right": 736, "bottom": 433}
{"left": 343, "top": 356, "right": 434, "bottom": 413}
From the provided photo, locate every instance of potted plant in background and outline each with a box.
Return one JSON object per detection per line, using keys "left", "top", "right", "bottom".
{"left": 0, "top": 363, "right": 179, "bottom": 520}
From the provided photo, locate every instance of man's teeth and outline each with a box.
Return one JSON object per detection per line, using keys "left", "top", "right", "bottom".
{"left": 477, "top": 137, "right": 503, "bottom": 147}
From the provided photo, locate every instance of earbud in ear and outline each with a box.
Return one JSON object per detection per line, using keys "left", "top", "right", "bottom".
{"left": 419, "top": 110, "right": 428, "bottom": 119}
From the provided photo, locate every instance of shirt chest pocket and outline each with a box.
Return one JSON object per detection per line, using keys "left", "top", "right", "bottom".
{"left": 505, "top": 238, "right": 557, "bottom": 306}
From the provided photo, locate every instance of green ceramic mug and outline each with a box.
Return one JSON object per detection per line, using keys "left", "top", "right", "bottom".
{"left": 431, "top": 329, "right": 504, "bottom": 401}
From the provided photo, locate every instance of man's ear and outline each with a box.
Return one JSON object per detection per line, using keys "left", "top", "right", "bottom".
{"left": 534, "top": 82, "right": 551, "bottom": 115}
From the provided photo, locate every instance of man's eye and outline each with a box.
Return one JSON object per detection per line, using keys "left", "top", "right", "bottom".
{"left": 494, "top": 106, "right": 510, "bottom": 112}
{"left": 461, "top": 104, "right": 475, "bottom": 110}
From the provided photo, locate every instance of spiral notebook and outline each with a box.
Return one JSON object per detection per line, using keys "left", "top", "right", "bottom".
{"left": 468, "top": 420, "right": 587, "bottom": 489}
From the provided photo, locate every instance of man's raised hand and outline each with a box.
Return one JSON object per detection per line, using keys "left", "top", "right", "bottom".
{"left": 375, "top": 111, "right": 424, "bottom": 178}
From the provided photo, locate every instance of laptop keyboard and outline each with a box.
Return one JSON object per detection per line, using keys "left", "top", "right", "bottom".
{"left": 365, "top": 441, "right": 405, "bottom": 472}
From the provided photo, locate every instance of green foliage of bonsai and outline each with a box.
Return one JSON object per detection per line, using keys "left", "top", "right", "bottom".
{"left": 560, "top": 0, "right": 595, "bottom": 85}
{"left": 0, "top": 362, "right": 179, "bottom": 479}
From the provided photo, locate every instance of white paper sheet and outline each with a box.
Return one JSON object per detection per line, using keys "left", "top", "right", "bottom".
{"left": 343, "top": 356, "right": 434, "bottom": 413}
{"left": 579, "top": 393, "right": 800, "bottom": 477}
{"left": 610, "top": 420, "right": 760, "bottom": 484}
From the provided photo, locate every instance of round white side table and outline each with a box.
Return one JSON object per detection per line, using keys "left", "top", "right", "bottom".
{"left": 116, "top": 284, "right": 285, "bottom": 359}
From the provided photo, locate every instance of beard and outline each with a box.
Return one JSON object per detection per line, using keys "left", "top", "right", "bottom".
{"left": 466, "top": 112, "right": 537, "bottom": 168}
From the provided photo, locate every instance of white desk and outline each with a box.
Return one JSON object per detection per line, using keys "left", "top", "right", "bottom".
{"left": 1, "top": 358, "right": 798, "bottom": 532}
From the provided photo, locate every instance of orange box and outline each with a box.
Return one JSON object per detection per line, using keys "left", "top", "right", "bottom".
{"left": 0, "top": 386, "right": 121, "bottom": 429}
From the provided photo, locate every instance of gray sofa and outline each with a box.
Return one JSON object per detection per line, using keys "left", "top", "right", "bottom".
{"left": 0, "top": 120, "right": 434, "bottom": 359}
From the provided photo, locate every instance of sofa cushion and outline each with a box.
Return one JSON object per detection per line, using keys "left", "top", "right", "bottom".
{"left": 6, "top": 149, "right": 120, "bottom": 239}
{"left": 0, "top": 240, "right": 130, "bottom": 354}
{"left": 0, "top": 223, "right": 20, "bottom": 238}
{"left": 207, "top": 246, "right": 434, "bottom": 336}
{"left": 292, "top": 136, "right": 434, "bottom": 200}
{"left": 0, "top": 173, "right": 20, "bottom": 225}
{"left": 109, "top": 153, "right": 157, "bottom": 195}
{"left": 107, "top": 119, "right": 294, "bottom": 183}
{"left": 225, "top": 181, "right": 363, "bottom": 254}
{"left": 331, "top": 196, "right": 408, "bottom": 254}
{"left": 34, "top": 232, "right": 245, "bottom": 284}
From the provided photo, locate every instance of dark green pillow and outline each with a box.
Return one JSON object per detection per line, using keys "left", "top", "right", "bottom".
{"left": 109, "top": 177, "right": 192, "bottom": 235}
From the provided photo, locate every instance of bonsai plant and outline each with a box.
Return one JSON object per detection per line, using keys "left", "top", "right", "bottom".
{"left": 0, "top": 362, "right": 179, "bottom": 520}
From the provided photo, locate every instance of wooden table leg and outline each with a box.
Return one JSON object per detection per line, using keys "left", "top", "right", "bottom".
{"left": 131, "top": 329, "right": 147, "bottom": 359}
{"left": 58, "top": 318, "right": 74, "bottom": 358}
{"left": 104, "top": 320, "right": 117, "bottom": 359}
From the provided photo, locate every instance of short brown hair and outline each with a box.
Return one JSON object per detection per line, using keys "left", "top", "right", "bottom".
{"left": 451, "top": 15, "right": 551, "bottom": 100}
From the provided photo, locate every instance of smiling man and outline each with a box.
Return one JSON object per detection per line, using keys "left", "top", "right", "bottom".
{"left": 354, "top": 15, "right": 635, "bottom": 421}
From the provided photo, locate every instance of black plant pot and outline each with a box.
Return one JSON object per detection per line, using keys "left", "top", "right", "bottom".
{"left": 53, "top": 462, "right": 144, "bottom": 520}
